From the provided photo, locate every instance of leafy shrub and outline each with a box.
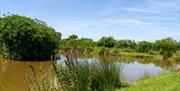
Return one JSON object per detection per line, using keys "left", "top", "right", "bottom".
{"left": 97, "top": 36, "right": 116, "bottom": 48}
{"left": 98, "top": 47, "right": 110, "bottom": 55}
{"left": 0, "top": 15, "right": 61, "bottom": 60}
{"left": 135, "top": 41, "right": 152, "bottom": 53}
{"left": 153, "top": 38, "right": 176, "bottom": 59}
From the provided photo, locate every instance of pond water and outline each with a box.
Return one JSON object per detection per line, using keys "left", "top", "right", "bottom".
{"left": 0, "top": 55, "right": 179, "bottom": 91}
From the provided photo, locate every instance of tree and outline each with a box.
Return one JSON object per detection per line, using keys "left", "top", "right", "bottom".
{"left": 116, "top": 39, "right": 136, "bottom": 49}
{"left": 176, "top": 40, "right": 180, "bottom": 50}
{"left": 60, "top": 34, "right": 79, "bottom": 50}
{"left": 135, "top": 41, "right": 152, "bottom": 53}
{"left": 78, "top": 38, "right": 96, "bottom": 52}
{"left": 153, "top": 38, "right": 176, "bottom": 59}
{"left": 0, "top": 15, "right": 61, "bottom": 60}
{"left": 68, "top": 34, "right": 78, "bottom": 39}
{"left": 97, "top": 36, "right": 116, "bottom": 48}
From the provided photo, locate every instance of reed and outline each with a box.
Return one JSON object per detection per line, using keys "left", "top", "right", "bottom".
{"left": 26, "top": 59, "right": 123, "bottom": 91}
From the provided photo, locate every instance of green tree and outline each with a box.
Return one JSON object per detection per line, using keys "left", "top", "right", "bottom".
{"left": 135, "top": 41, "right": 152, "bottom": 53}
{"left": 97, "top": 36, "right": 116, "bottom": 48}
{"left": 78, "top": 38, "right": 96, "bottom": 51}
{"left": 116, "top": 39, "right": 136, "bottom": 49}
{"left": 153, "top": 38, "right": 176, "bottom": 59}
{"left": 60, "top": 34, "right": 79, "bottom": 50}
{"left": 176, "top": 40, "right": 180, "bottom": 50}
{"left": 0, "top": 15, "right": 61, "bottom": 60}
{"left": 68, "top": 34, "right": 78, "bottom": 39}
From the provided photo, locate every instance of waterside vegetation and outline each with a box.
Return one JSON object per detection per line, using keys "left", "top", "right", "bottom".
{"left": 0, "top": 14, "right": 61, "bottom": 60}
{"left": 60, "top": 35, "right": 180, "bottom": 61}
{"left": 26, "top": 59, "right": 123, "bottom": 91}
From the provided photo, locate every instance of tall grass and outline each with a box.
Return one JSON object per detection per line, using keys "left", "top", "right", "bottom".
{"left": 26, "top": 58, "right": 123, "bottom": 91}
{"left": 89, "top": 61, "right": 123, "bottom": 91}
{"left": 25, "top": 64, "right": 59, "bottom": 91}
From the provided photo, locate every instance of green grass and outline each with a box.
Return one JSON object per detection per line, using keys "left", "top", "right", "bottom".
{"left": 116, "top": 71, "right": 180, "bottom": 91}
{"left": 119, "top": 52, "right": 154, "bottom": 58}
{"left": 171, "top": 50, "right": 180, "bottom": 61}
{"left": 92, "top": 47, "right": 155, "bottom": 58}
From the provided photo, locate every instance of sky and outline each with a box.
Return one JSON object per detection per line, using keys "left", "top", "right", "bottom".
{"left": 0, "top": 0, "right": 180, "bottom": 41}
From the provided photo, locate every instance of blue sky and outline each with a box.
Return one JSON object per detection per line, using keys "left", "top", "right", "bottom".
{"left": 1, "top": 0, "right": 180, "bottom": 41}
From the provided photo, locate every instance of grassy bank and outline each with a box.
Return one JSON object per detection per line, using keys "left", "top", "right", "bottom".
{"left": 60, "top": 48, "right": 155, "bottom": 58}
{"left": 116, "top": 71, "right": 180, "bottom": 91}
{"left": 60, "top": 48, "right": 180, "bottom": 62}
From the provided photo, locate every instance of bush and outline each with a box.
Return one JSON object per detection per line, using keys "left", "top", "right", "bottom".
{"left": 0, "top": 15, "right": 61, "bottom": 60}
{"left": 135, "top": 41, "right": 152, "bottom": 53}
{"left": 98, "top": 47, "right": 110, "bottom": 55}
{"left": 97, "top": 36, "right": 116, "bottom": 48}
{"left": 153, "top": 38, "right": 176, "bottom": 59}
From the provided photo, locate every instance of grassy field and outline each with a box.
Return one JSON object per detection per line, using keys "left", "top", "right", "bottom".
{"left": 116, "top": 71, "right": 180, "bottom": 91}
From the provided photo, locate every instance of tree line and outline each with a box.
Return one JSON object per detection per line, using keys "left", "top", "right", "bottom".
{"left": 60, "top": 35, "right": 180, "bottom": 59}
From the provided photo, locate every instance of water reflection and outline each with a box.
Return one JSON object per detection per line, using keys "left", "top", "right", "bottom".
{"left": 0, "top": 55, "right": 179, "bottom": 91}
{"left": 122, "top": 61, "right": 164, "bottom": 82}
{"left": 0, "top": 59, "right": 53, "bottom": 91}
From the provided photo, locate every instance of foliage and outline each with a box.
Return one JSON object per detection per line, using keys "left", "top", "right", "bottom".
{"left": 172, "top": 51, "right": 180, "bottom": 61}
{"left": 60, "top": 34, "right": 79, "bottom": 50}
{"left": 60, "top": 35, "right": 179, "bottom": 59}
{"left": 60, "top": 35, "right": 96, "bottom": 53}
{"left": 116, "top": 39, "right": 136, "bottom": 49}
{"left": 0, "top": 15, "right": 61, "bottom": 60}
{"left": 176, "top": 40, "right": 180, "bottom": 50}
{"left": 98, "top": 47, "right": 110, "bottom": 55}
{"left": 153, "top": 38, "right": 176, "bottom": 59}
{"left": 135, "top": 41, "right": 152, "bottom": 53}
{"left": 78, "top": 38, "right": 96, "bottom": 52}
{"left": 97, "top": 36, "right": 116, "bottom": 48}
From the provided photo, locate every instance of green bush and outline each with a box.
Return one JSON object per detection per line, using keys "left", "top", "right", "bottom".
{"left": 153, "top": 38, "right": 176, "bottom": 59}
{"left": 0, "top": 15, "right": 61, "bottom": 60}
{"left": 135, "top": 41, "right": 152, "bottom": 53}
{"left": 172, "top": 50, "right": 180, "bottom": 61}
{"left": 97, "top": 36, "right": 116, "bottom": 48}
{"left": 98, "top": 47, "right": 110, "bottom": 55}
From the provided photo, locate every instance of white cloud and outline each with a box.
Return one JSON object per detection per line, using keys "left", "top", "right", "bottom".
{"left": 123, "top": 8, "right": 157, "bottom": 13}
{"left": 56, "top": 18, "right": 152, "bottom": 32}
{"left": 108, "top": 19, "right": 151, "bottom": 25}
{"left": 124, "top": 0, "right": 180, "bottom": 14}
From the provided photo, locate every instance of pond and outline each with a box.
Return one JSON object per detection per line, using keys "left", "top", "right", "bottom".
{"left": 0, "top": 55, "right": 179, "bottom": 91}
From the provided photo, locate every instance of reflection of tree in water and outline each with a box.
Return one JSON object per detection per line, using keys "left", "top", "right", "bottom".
{"left": 93, "top": 55, "right": 179, "bottom": 70}
{"left": 0, "top": 59, "right": 53, "bottom": 91}
{"left": 59, "top": 53, "right": 180, "bottom": 70}
{"left": 117, "top": 57, "right": 178, "bottom": 70}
